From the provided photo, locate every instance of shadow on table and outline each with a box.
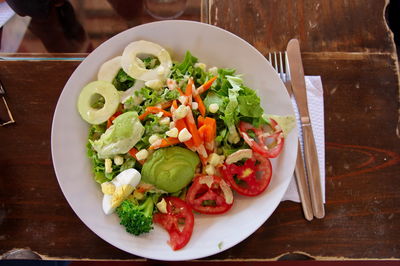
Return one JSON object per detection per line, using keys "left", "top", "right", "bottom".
{"left": 0, "top": 261, "right": 69, "bottom": 266}
{"left": 386, "top": 0, "right": 400, "bottom": 60}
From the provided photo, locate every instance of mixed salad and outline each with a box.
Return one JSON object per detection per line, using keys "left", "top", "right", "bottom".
{"left": 77, "top": 40, "right": 294, "bottom": 250}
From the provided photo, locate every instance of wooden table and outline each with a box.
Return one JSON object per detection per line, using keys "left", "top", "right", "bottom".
{"left": 1, "top": 0, "right": 399, "bottom": 261}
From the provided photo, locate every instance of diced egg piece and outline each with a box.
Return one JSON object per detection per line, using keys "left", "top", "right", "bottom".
{"left": 166, "top": 127, "right": 179, "bottom": 138}
{"left": 178, "top": 128, "right": 192, "bottom": 142}
{"left": 209, "top": 103, "right": 219, "bottom": 113}
{"left": 156, "top": 198, "right": 168, "bottom": 214}
{"left": 105, "top": 158, "right": 113, "bottom": 173}
{"left": 159, "top": 116, "right": 170, "bottom": 125}
{"left": 135, "top": 149, "right": 149, "bottom": 161}
{"left": 149, "top": 134, "right": 161, "bottom": 145}
{"left": 205, "top": 164, "right": 216, "bottom": 175}
{"left": 178, "top": 95, "right": 188, "bottom": 105}
{"left": 113, "top": 155, "right": 124, "bottom": 166}
{"left": 191, "top": 102, "right": 198, "bottom": 110}
{"left": 97, "top": 56, "right": 122, "bottom": 83}
{"left": 208, "top": 153, "right": 224, "bottom": 166}
{"left": 121, "top": 40, "right": 172, "bottom": 81}
{"left": 174, "top": 105, "right": 190, "bottom": 120}
{"left": 102, "top": 168, "right": 141, "bottom": 215}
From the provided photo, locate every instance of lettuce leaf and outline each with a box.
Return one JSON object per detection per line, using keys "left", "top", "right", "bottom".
{"left": 175, "top": 51, "right": 198, "bottom": 74}
{"left": 237, "top": 95, "right": 263, "bottom": 117}
{"left": 112, "top": 69, "right": 135, "bottom": 91}
{"left": 91, "top": 112, "right": 144, "bottom": 159}
{"left": 87, "top": 124, "right": 138, "bottom": 183}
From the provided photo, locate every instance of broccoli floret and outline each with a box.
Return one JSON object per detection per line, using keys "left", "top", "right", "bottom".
{"left": 116, "top": 197, "right": 155, "bottom": 236}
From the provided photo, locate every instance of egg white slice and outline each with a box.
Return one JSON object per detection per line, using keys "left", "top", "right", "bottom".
{"left": 102, "top": 168, "right": 141, "bottom": 215}
{"left": 97, "top": 56, "right": 122, "bottom": 83}
{"left": 120, "top": 80, "right": 145, "bottom": 103}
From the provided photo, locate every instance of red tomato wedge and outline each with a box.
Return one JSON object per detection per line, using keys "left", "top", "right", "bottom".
{"left": 221, "top": 153, "right": 272, "bottom": 196}
{"left": 186, "top": 175, "right": 234, "bottom": 214}
{"left": 153, "top": 197, "right": 194, "bottom": 251}
{"left": 238, "top": 120, "right": 284, "bottom": 158}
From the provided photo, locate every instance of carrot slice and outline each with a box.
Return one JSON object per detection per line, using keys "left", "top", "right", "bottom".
{"left": 175, "top": 118, "right": 196, "bottom": 148}
{"left": 196, "top": 76, "right": 217, "bottom": 95}
{"left": 160, "top": 101, "right": 173, "bottom": 109}
{"left": 203, "top": 117, "right": 216, "bottom": 151}
{"left": 193, "top": 94, "right": 206, "bottom": 117}
{"left": 204, "top": 117, "right": 216, "bottom": 136}
{"left": 171, "top": 100, "right": 195, "bottom": 149}
{"left": 146, "top": 107, "right": 172, "bottom": 117}
{"left": 185, "top": 78, "right": 193, "bottom": 96}
{"left": 139, "top": 107, "right": 172, "bottom": 120}
{"left": 149, "top": 137, "right": 180, "bottom": 150}
{"left": 177, "top": 87, "right": 184, "bottom": 96}
{"left": 185, "top": 78, "right": 194, "bottom": 105}
{"left": 185, "top": 110, "right": 202, "bottom": 147}
{"left": 138, "top": 111, "right": 150, "bottom": 120}
{"left": 198, "top": 125, "right": 207, "bottom": 141}
{"left": 197, "top": 116, "right": 205, "bottom": 127}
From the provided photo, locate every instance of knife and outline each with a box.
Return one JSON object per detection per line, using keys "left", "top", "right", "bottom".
{"left": 287, "top": 39, "right": 325, "bottom": 219}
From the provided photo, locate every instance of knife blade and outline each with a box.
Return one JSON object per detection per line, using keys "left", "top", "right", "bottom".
{"left": 287, "top": 39, "right": 325, "bottom": 219}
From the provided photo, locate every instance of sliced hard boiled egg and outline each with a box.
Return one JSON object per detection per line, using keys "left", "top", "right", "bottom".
{"left": 97, "top": 56, "right": 122, "bottom": 83}
{"left": 121, "top": 40, "right": 172, "bottom": 81}
{"left": 102, "top": 168, "right": 141, "bottom": 215}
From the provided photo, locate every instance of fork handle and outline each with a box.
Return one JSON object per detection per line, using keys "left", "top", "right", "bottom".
{"left": 294, "top": 140, "right": 314, "bottom": 221}
{"left": 302, "top": 124, "right": 325, "bottom": 219}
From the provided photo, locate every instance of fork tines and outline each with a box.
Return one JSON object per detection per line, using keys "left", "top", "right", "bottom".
{"left": 268, "top": 52, "right": 291, "bottom": 84}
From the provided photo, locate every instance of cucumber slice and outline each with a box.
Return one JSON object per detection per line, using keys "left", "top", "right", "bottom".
{"left": 77, "top": 81, "right": 120, "bottom": 125}
{"left": 121, "top": 40, "right": 172, "bottom": 81}
{"left": 97, "top": 56, "right": 122, "bottom": 83}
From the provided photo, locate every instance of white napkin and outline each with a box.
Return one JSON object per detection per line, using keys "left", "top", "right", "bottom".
{"left": 0, "top": 2, "right": 14, "bottom": 28}
{"left": 281, "top": 76, "right": 325, "bottom": 203}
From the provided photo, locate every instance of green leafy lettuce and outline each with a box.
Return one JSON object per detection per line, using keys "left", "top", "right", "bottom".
{"left": 90, "top": 111, "right": 144, "bottom": 159}
{"left": 112, "top": 69, "right": 135, "bottom": 91}
{"left": 87, "top": 123, "right": 137, "bottom": 183}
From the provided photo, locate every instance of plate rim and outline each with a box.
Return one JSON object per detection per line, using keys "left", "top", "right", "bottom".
{"left": 51, "top": 20, "right": 298, "bottom": 261}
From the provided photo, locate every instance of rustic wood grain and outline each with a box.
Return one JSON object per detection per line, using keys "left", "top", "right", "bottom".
{"left": 0, "top": 54, "right": 399, "bottom": 261}
{"left": 210, "top": 0, "right": 396, "bottom": 54}
{"left": 0, "top": 0, "right": 399, "bottom": 261}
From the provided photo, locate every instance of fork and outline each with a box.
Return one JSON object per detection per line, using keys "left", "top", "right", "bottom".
{"left": 267, "top": 52, "right": 314, "bottom": 221}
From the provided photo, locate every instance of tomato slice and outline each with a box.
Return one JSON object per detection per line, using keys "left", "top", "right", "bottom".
{"left": 153, "top": 197, "right": 194, "bottom": 250}
{"left": 221, "top": 153, "right": 272, "bottom": 196}
{"left": 238, "top": 120, "right": 284, "bottom": 158}
{"left": 186, "top": 175, "right": 234, "bottom": 214}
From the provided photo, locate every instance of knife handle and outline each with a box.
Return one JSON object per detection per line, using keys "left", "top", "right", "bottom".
{"left": 302, "top": 124, "right": 325, "bottom": 219}
{"left": 294, "top": 140, "right": 314, "bottom": 221}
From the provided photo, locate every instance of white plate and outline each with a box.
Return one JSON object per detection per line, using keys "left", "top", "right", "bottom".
{"left": 51, "top": 20, "right": 297, "bottom": 261}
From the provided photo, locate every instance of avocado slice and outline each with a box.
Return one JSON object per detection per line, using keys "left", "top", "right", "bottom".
{"left": 77, "top": 81, "right": 120, "bottom": 125}
{"left": 141, "top": 146, "right": 200, "bottom": 193}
